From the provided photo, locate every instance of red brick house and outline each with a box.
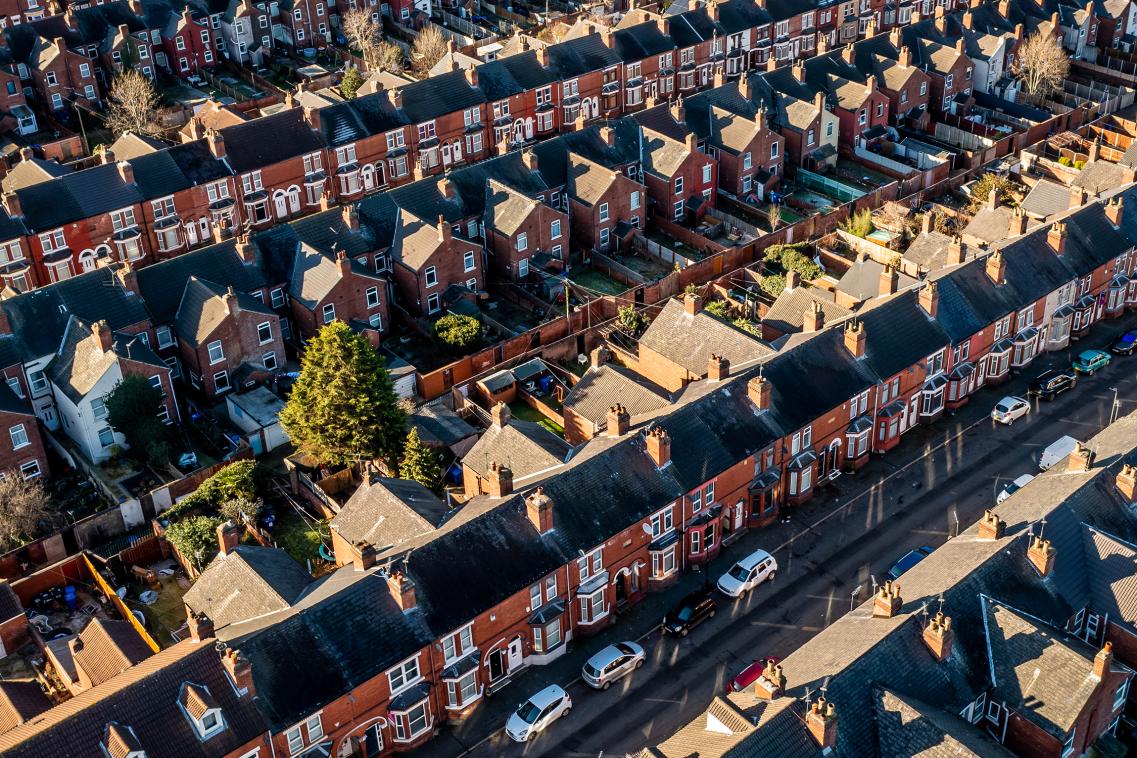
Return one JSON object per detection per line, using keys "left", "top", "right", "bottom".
{"left": 483, "top": 175, "right": 569, "bottom": 280}
{"left": 25, "top": 36, "right": 100, "bottom": 113}
{"left": 0, "top": 378, "right": 46, "bottom": 481}
{"left": 387, "top": 210, "right": 482, "bottom": 317}
{"left": 563, "top": 151, "right": 644, "bottom": 253}
{"left": 286, "top": 246, "right": 389, "bottom": 342}
{"left": 160, "top": 9, "right": 220, "bottom": 76}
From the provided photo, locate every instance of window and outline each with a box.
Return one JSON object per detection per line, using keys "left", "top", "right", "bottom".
{"left": 920, "top": 81, "right": 927, "bottom": 96}
{"left": 599, "top": 203, "right": 609, "bottom": 222}
{"left": 213, "top": 371, "right": 230, "bottom": 392}
{"left": 19, "top": 460, "right": 39, "bottom": 480}
{"left": 39, "top": 229, "right": 66, "bottom": 253}
{"left": 368, "top": 313, "right": 383, "bottom": 329}
{"left": 446, "top": 670, "right": 479, "bottom": 706}
{"left": 530, "top": 583, "right": 542, "bottom": 610}
{"left": 652, "top": 544, "right": 677, "bottom": 577}
{"left": 207, "top": 341, "right": 224, "bottom": 364}
{"left": 673, "top": 200, "right": 684, "bottom": 220}
{"left": 257, "top": 321, "right": 272, "bottom": 344}
{"left": 650, "top": 506, "right": 674, "bottom": 537}
{"left": 463, "top": 251, "right": 476, "bottom": 272}
{"left": 674, "top": 176, "right": 684, "bottom": 195}
{"left": 427, "top": 293, "right": 441, "bottom": 313}
{"left": 691, "top": 529, "right": 701, "bottom": 554}
{"left": 322, "top": 303, "right": 336, "bottom": 324}
{"left": 599, "top": 228, "right": 610, "bottom": 248}
{"left": 518, "top": 258, "right": 529, "bottom": 278}
{"left": 394, "top": 700, "right": 431, "bottom": 741}
{"left": 44, "top": 71, "right": 56, "bottom": 86}
{"left": 577, "top": 548, "right": 603, "bottom": 581}
{"left": 1062, "top": 730, "right": 1076, "bottom": 758}
{"left": 424, "top": 266, "right": 438, "bottom": 288}
{"left": 98, "top": 427, "right": 116, "bottom": 447}
{"left": 6, "top": 377, "right": 23, "bottom": 399}
{"left": 285, "top": 725, "right": 304, "bottom": 754}
{"left": 551, "top": 219, "right": 561, "bottom": 239}
{"left": 388, "top": 655, "right": 420, "bottom": 693}
{"left": 1114, "top": 679, "right": 1129, "bottom": 711}
{"left": 263, "top": 352, "right": 277, "bottom": 371}
{"left": 241, "top": 172, "right": 263, "bottom": 194}
{"left": 155, "top": 326, "right": 175, "bottom": 349}
{"left": 386, "top": 130, "right": 406, "bottom": 150}
{"left": 533, "top": 618, "right": 561, "bottom": 652}
{"left": 516, "top": 232, "right": 528, "bottom": 253}
{"left": 28, "top": 370, "right": 47, "bottom": 395}
{"left": 545, "top": 574, "right": 557, "bottom": 601}
{"left": 875, "top": 102, "right": 884, "bottom": 118}
{"left": 442, "top": 625, "right": 473, "bottom": 663}
{"left": 9, "top": 424, "right": 27, "bottom": 449}
{"left": 271, "top": 288, "right": 285, "bottom": 308}
{"left": 90, "top": 397, "right": 108, "bottom": 420}
{"left": 366, "top": 287, "right": 380, "bottom": 308}
{"left": 578, "top": 587, "right": 607, "bottom": 623}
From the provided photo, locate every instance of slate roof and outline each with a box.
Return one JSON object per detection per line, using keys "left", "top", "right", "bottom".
{"left": 1072, "top": 160, "right": 1128, "bottom": 196}
{"left": 961, "top": 205, "right": 1015, "bottom": 245}
{"left": 1081, "top": 525, "right": 1137, "bottom": 637}
{"left": 639, "top": 297, "right": 773, "bottom": 375}
{"left": 544, "top": 32, "right": 622, "bottom": 78}
{"left": 14, "top": 161, "right": 144, "bottom": 232}
{"left": 0, "top": 581, "right": 22, "bottom": 621}
{"left": 566, "top": 152, "right": 624, "bottom": 205}
{"left": 530, "top": 119, "right": 641, "bottom": 188}
{"left": 409, "top": 402, "right": 477, "bottom": 448}
{"left": 126, "top": 140, "right": 232, "bottom": 199}
{"left": 0, "top": 641, "right": 268, "bottom": 757}
{"left": 873, "top": 688, "right": 1015, "bottom": 757}
{"left": 71, "top": 618, "right": 153, "bottom": 688}
{"left": 393, "top": 69, "right": 486, "bottom": 123}
{"left": 484, "top": 178, "right": 540, "bottom": 236}
{"left": 173, "top": 277, "right": 276, "bottom": 348}
{"left": 903, "top": 231, "right": 974, "bottom": 272}
{"left": 461, "top": 418, "right": 571, "bottom": 484}
{"left": 856, "top": 289, "right": 950, "bottom": 379}
{"left": 835, "top": 258, "right": 920, "bottom": 302}
{"left": 48, "top": 317, "right": 164, "bottom": 404}
{"left": 763, "top": 285, "right": 852, "bottom": 335}
{"left": 1021, "top": 178, "right": 1073, "bottom": 219}
{"left": 562, "top": 364, "right": 671, "bottom": 428}
{"left": 135, "top": 241, "right": 267, "bottom": 326}
{"left": 331, "top": 477, "right": 451, "bottom": 553}
{"left": 0, "top": 380, "right": 31, "bottom": 416}
{"left": 0, "top": 682, "right": 50, "bottom": 733}
{"left": 183, "top": 545, "right": 313, "bottom": 630}
{"left": 640, "top": 127, "right": 692, "bottom": 179}
{"left": 287, "top": 244, "right": 382, "bottom": 309}
{"left": 316, "top": 91, "right": 410, "bottom": 147}
{"left": 218, "top": 108, "right": 324, "bottom": 174}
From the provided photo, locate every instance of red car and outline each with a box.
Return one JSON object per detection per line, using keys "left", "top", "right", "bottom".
{"left": 726, "top": 657, "right": 780, "bottom": 693}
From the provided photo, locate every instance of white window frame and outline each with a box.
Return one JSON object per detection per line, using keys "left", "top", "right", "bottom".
{"left": 387, "top": 654, "right": 421, "bottom": 695}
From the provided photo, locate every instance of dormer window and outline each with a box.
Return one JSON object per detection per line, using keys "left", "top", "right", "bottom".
{"left": 179, "top": 683, "right": 226, "bottom": 741}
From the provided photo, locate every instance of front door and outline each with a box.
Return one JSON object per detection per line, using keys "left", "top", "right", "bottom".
{"left": 274, "top": 192, "right": 288, "bottom": 218}
{"left": 733, "top": 499, "right": 744, "bottom": 530}
{"left": 507, "top": 638, "right": 523, "bottom": 672}
{"left": 488, "top": 649, "right": 507, "bottom": 681}
{"left": 615, "top": 576, "right": 627, "bottom": 606}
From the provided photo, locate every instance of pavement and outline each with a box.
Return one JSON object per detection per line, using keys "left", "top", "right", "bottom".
{"left": 416, "top": 313, "right": 1137, "bottom": 758}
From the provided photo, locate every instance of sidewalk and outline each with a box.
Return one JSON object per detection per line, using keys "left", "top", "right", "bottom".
{"left": 415, "top": 313, "right": 1137, "bottom": 757}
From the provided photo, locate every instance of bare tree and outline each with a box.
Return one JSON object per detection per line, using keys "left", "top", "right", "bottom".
{"left": 376, "top": 41, "right": 405, "bottom": 73}
{"left": 0, "top": 475, "right": 51, "bottom": 552}
{"left": 341, "top": 8, "right": 380, "bottom": 70}
{"left": 411, "top": 24, "right": 448, "bottom": 78}
{"left": 105, "top": 70, "right": 164, "bottom": 139}
{"left": 1012, "top": 31, "right": 1070, "bottom": 100}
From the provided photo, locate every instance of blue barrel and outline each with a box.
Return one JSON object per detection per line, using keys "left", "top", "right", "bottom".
{"left": 64, "top": 585, "right": 77, "bottom": 610}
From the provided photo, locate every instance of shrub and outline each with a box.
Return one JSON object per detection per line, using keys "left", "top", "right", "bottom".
{"left": 732, "top": 318, "right": 762, "bottom": 336}
{"left": 105, "top": 376, "right": 174, "bottom": 466}
{"left": 704, "top": 299, "right": 731, "bottom": 319}
{"left": 1058, "top": 156, "right": 1073, "bottom": 167}
{"left": 759, "top": 274, "right": 786, "bottom": 297}
{"left": 433, "top": 313, "right": 482, "bottom": 353}
{"left": 340, "top": 67, "right": 364, "bottom": 99}
{"left": 162, "top": 460, "right": 258, "bottom": 523}
{"left": 1074, "top": 159, "right": 1086, "bottom": 170}
{"left": 764, "top": 242, "right": 822, "bottom": 281}
{"left": 968, "top": 173, "right": 1016, "bottom": 212}
{"left": 839, "top": 208, "right": 874, "bottom": 238}
{"left": 617, "top": 304, "right": 648, "bottom": 337}
{"left": 165, "top": 515, "right": 222, "bottom": 571}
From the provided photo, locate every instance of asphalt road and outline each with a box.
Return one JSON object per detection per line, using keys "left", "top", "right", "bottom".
{"left": 429, "top": 316, "right": 1137, "bottom": 758}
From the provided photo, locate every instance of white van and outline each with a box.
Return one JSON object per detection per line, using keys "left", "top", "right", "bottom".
{"left": 1039, "top": 436, "right": 1079, "bottom": 472}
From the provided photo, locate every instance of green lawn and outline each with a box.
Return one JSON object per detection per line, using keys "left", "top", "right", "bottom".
{"left": 569, "top": 269, "right": 628, "bottom": 296}
{"left": 509, "top": 402, "right": 565, "bottom": 436}
{"left": 274, "top": 511, "right": 329, "bottom": 567}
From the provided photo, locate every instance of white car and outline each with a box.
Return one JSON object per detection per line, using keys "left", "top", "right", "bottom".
{"left": 582, "top": 641, "right": 645, "bottom": 690}
{"left": 997, "top": 474, "right": 1035, "bottom": 503}
{"left": 991, "top": 396, "right": 1030, "bottom": 425}
{"left": 505, "top": 684, "right": 572, "bottom": 742}
{"left": 717, "top": 549, "right": 777, "bottom": 597}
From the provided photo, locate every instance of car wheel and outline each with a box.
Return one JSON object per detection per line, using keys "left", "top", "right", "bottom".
{"left": 635, "top": 658, "right": 644, "bottom": 669}
{"left": 522, "top": 732, "right": 531, "bottom": 742}
{"left": 563, "top": 705, "right": 571, "bottom": 717}
{"left": 680, "top": 628, "right": 689, "bottom": 637}
{"left": 709, "top": 609, "right": 716, "bottom": 618}
{"left": 602, "top": 680, "right": 611, "bottom": 691}
{"left": 768, "top": 570, "right": 777, "bottom": 582}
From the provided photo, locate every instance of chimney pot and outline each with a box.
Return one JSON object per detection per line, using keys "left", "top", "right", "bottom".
{"left": 879, "top": 265, "right": 898, "bottom": 296}
{"left": 985, "top": 251, "right": 1006, "bottom": 285}
{"left": 216, "top": 520, "right": 242, "bottom": 556}
{"left": 1048, "top": 222, "right": 1068, "bottom": 255}
{"left": 844, "top": 321, "right": 866, "bottom": 358}
{"left": 606, "top": 404, "right": 630, "bottom": 437}
{"left": 1028, "top": 535, "right": 1056, "bottom": 576}
{"left": 220, "top": 647, "right": 256, "bottom": 698}
{"left": 707, "top": 353, "right": 730, "bottom": 381}
{"left": 486, "top": 461, "right": 514, "bottom": 497}
{"left": 1106, "top": 196, "right": 1126, "bottom": 226}
{"left": 805, "top": 696, "right": 838, "bottom": 749}
{"left": 873, "top": 579, "right": 902, "bottom": 617}
{"left": 1094, "top": 641, "right": 1114, "bottom": 678}
{"left": 352, "top": 541, "right": 377, "bottom": 570}
{"left": 1117, "top": 463, "right": 1137, "bottom": 503}
{"left": 646, "top": 427, "right": 671, "bottom": 468}
{"left": 684, "top": 292, "right": 702, "bottom": 315}
{"left": 387, "top": 571, "right": 417, "bottom": 612}
{"left": 1068, "top": 442, "right": 1095, "bottom": 472}
{"left": 748, "top": 375, "right": 773, "bottom": 410}
{"left": 923, "top": 611, "right": 954, "bottom": 662}
{"left": 947, "top": 236, "right": 966, "bottom": 265}
{"left": 803, "top": 300, "right": 823, "bottom": 332}
{"left": 754, "top": 661, "right": 786, "bottom": 700}
{"left": 1009, "top": 208, "right": 1028, "bottom": 237}
{"left": 978, "top": 509, "right": 1007, "bottom": 540}
{"left": 187, "top": 611, "right": 215, "bottom": 642}
{"left": 919, "top": 280, "right": 939, "bottom": 318}
{"left": 525, "top": 487, "right": 555, "bottom": 534}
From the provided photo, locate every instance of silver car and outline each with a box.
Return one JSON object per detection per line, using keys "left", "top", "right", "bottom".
{"left": 581, "top": 641, "right": 646, "bottom": 690}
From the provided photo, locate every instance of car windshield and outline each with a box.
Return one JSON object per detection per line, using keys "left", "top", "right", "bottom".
{"left": 728, "top": 564, "right": 750, "bottom": 581}
{"left": 584, "top": 663, "right": 602, "bottom": 678}
{"left": 1004, "top": 483, "right": 1021, "bottom": 495}
{"left": 1124, "top": 334, "right": 1137, "bottom": 343}
{"left": 616, "top": 643, "right": 636, "bottom": 656}
{"left": 676, "top": 605, "right": 694, "bottom": 622}
{"left": 996, "top": 400, "right": 1013, "bottom": 412}
{"left": 517, "top": 700, "right": 543, "bottom": 724}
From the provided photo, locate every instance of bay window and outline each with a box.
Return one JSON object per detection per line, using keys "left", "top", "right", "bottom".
{"left": 578, "top": 587, "right": 607, "bottom": 623}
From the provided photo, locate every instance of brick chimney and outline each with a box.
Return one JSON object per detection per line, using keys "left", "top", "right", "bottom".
{"left": 525, "top": 487, "right": 554, "bottom": 534}
{"left": 1069, "top": 187, "right": 1088, "bottom": 210}
{"left": 707, "top": 353, "right": 729, "bottom": 381}
{"left": 1048, "top": 222, "right": 1067, "bottom": 255}
{"left": 438, "top": 178, "right": 455, "bottom": 199}
{"left": 607, "top": 404, "right": 630, "bottom": 437}
{"left": 946, "top": 236, "right": 965, "bottom": 265}
{"left": 986, "top": 251, "right": 1006, "bottom": 285}
{"left": 537, "top": 45, "right": 550, "bottom": 67}
{"left": 387, "top": 571, "right": 417, "bottom": 611}
{"left": 224, "top": 285, "right": 239, "bottom": 317}
{"left": 805, "top": 697, "right": 838, "bottom": 751}
{"left": 754, "top": 659, "right": 785, "bottom": 700}
{"left": 685, "top": 132, "right": 698, "bottom": 153}
{"left": 978, "top": 509, "right": 1006, "bottom": 540}
{"left": 486, "top": 461, "right": 513, "bottom": 497}
{"left": 963, "top": 10, "right": 974, "bottom": 29}
{"left": 1106, "top": 196, "right": 1125, "bottom": 226}
{"left": 206, "top": 129, "right": 225, "bottom": 158}
{"left": 2, "top": 191, "right": 21, "bottom": 218}
{"left": 684, "top": 292, "right": 702, "bottom": 315}
{"left": 437, "top": 214, "right": 451, "bottom": 244}
{"left": 99, "top": 146, "right": 115, "bottom": 165}
{"left": 343, "top": 203, "right": 360, "bottom": 231}
{"left": 814, "top": 90, "right": 827, "bottom": 113}
{"left": 748, "top": 375, "right": 772, "bottom": 410}
{"left": 1116, "top": 463, "right": 1137, "bottom": 502}
{"left": 235, "top": 234, "right": 255, "bottom": 264}
{"left": 792, "top": 61, "right": 806, "bottom": 83}
{"left": 92, "top": 320, "right": 114, "bottom": 353}
{"left": 741, "top": 75, "right": 753, "bottom": 102}
{"left": 600, "top": 126, "right": 616, "bottom": 147}
{"left": 986, "top": 187, "right": 999, "bottom": 210}
{"left": 116, "top": 262, "right": 140, "bottom": 296}
{"left": 844, "top": 321, "right": 866, "bottom": 358}
{"left": 1009, "top": 207, "right": 1028, "bottom": 237}
{"left": 923, "top": 611, "right": 953, "bottom": 662}
{"left": 187, "top": 611, "right": 214, "bottom": 642}
{"left": 1068, "top": 442, "right": 1095, "bottom": 472}
{"left": 352, "top": 540, "right": 377, "bottom": 570}
{"left": 220, "top": 647, "right": 256, "bottom": 697}
{"left": 216, "top": 520, "right": 242, "bottom": 556}
{"left": 490, "top": 401, "right": 511, "bottom": 428}
{"left": 1027, "top": 535, "right": 1055, "bottom": 576}
{"left": 999, "top": 0, "right": 1011, "bottom": 16}
{"left": 657, "top": 16, "right": 669, "bottom": 35}
{"left": 392, "top": 89, "right": 405, "bottom": 109}
{"left": 522, "top": 150, "right": 538, "bottom": 171}
{"left": 645, "top": 427, "right": 671, "bottom": 468}
{"left": 879, "top": 265, "right": 898, "bottom": 296}
{"left": 921, "top": 211, "right": 934, "bottom": 235}
{"left": 873, "top": 579, "right": 902, "bottom": 618}
{"left": 841, "top": 44, "right": 855, "bottom": 65}
{"left": 919, "top": 281, "right": 939, "bottom": 318}
{"left": 803, "top": 300, "right": 823, "bottom": 332}
{"left": 1094, "top": 641, "right": 1114, "bottom": 678}
{"left": 785, "top": 269, "right": 800, "bottom": 290}
{"left": 464, "top": 67, "right": 478, "bottom": 88}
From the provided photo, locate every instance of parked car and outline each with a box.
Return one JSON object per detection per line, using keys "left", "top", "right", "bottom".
{"left": 1073, "top": 349, "right": 1111, "bottom": 374}
{"left": 887, "top": 546, "right": 935, "bottom": 580}
{"left": 1028, "top": 368, "right": 1078, "bottom": 400}
{"left": 726, "top": 657, "right": 780, "bottom": 693}
{"left": 1039, "top": 435, "right": 1080, "bottom": 471}
{"left": 717, "top": 549, "right": 778, "bottom": 597}
{"left": 997, "top": 474, "right": 1036, "bottom": 504}
{"left": 1111, "top": 331, "right": 1137, "bottom": 356}
{"left": 582, "top": 642, "right": 645, "bottom": 690}
{"left": 662, "top": 588, "right": 717, "bottom": 637}
{"left": 505, "top": 685, "right": 572, "bottom": 742}
{"left": 991, "top": 396, "right": 1030, "bottom": 425}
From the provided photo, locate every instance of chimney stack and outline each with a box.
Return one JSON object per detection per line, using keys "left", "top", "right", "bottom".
{"left": 923, "top": 611, "right": 954, "bottom": 662}
{"left": 963, "top": 10, "right": 974, "bottom": 29}
{"left": 999, "top": 0, "right": 1011, "bottom": 16}
{"left": 537, "top": 45, "right": 550, "bottom": 67}
{"left": 792, "top": 61, "right": 806, "bottom": 83}
{"left": 1069, "top": 186, "right": 1088, "bottom": 210}
{"left": 806, "top": 698, "right": 838, "bottom": 751}
{"left": 438, "top": 178, "right": 455, "bottom": 199}
{"left": 92, "top": 320, "right": 114, "bottom": 353}
{"left": 844, "top": 321, "right": 866, "bottom": 358}
{"left": 754, "top": 660, "right": 785, "bottom": 700}
{"left": 352, "top": 541, "right": 378, "bottom": 571}
{"left": 986, "top": 188, "right": 999, "bottom": 210}
{"left": 986, "top": 250, "right": 1006, "bottom": 285}
{"left": 464, "top": 67, "right": 479, "bottom": 88}
{"left": 525, "top": 487, "right": 555, "bottom": 534}
{"left": 685, "top": 132, "right": 698, "bottom": 153}
{"left": 490, "top": 401, "right": 511, "bottom": 428}
{"left": 1116, "top": 463, "right": 1137, "bottom": 503}
{"left": 707, "top": 353, "right": 730, "bottom": 381}
{"left": 1009, "top": 207, "right": 1028, "bottom": 237}
{"left": 741, "top": 75, "right": 753, "bottom": 102}
{"left": 1048, "top": 222, "right": 1067, "bottom": 255}
{"left": 1, "top": 191, "right": 21, "bottom": 218}
{"left": 522, "top": 150, "right": 538, "bottom": 171}
{"left": 387, "top": 571, "right": 417, "bottom": 612}
{"left": 1068, "top": 442, "right": 1095, "bottom": 472}
{"left": 216, "top": 520, "right": 242, "bottom": 556}
{"left": 978, "top": 509, "right": 1006, "bottom": 540}
{"left": 343, "top": 203, "right": 360, "bottom": 231}
{"left": 921, "top": 211, "right": 934, "bottom": 235}
{"left": 187, "top": 611, "right": 214, "bottom": 642}
{"left": 438, "top": 214, "right": 451, "bottom": 244}
{"left": 803, "top": 300, "right": 823, "bottom": 332}
{"left": 1094, "top": 642, "right": 1115, "bottom": 678}
{"left": 785, "top": 269, "right": 800, "bottom": 290}
{"left": 899, "top": 46, "right": 912, "bottom": 68}
{"left": 645, "top": 427, "right": 671, "bottom": 468}
{"left": 946, "top": 236, "right": 966, "bottom": 265}
{"left": 225, "top": 285, "right": 239, "bottom": 317}
{"left": 684, "top": 292, "right": 702, "bottom": 315}
{"left": 115, "top": 160, "right": 134, "bottom": 185}
{"left": 486, "top": 461, "right": 514, "bottom": 498}
{"left": 220, "top": 647, "right": 256, "bottom": 697}
{"left": 335, "top": 249, "right": 352, "bottom": 279}
{"left": 1027, "top": 535, "right": 1056, "bottom": 576}
{"left": 607, "top": 404, "right": 630, "bottom": 437}
{"left": 206, "top": 129, "right": 225, "bottom": 158}
{"left": 600, "top": 126, "right": 616, "bottom": 147}
{"left": 748, "top": 375, "right": 772, "bottom": 410}
{"left": 873, "top": 579, "right": 902, "bottom": 618}
{"left": 879, "top": 265, "right": 898, "bottom": 296}
{"left": 919, "top": 281, "right": 939, "bottom": 318}
{"left": 842, "top": 44, "right": 854, "bottom": 65}
{"left": 1106, "top": 196, "right": 1126, "bottom": 226}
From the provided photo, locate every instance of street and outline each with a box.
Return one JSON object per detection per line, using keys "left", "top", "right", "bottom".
{"left": 418, "top": 315, "right": 1137, "bottom": 758}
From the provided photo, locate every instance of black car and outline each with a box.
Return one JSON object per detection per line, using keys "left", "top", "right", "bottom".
{"left": 1028, "top": 368, "right": 1078, "bottom": 400}
{"left": 1110, "top": 331, "right": 1137, "bottom": 356}
{"left": 662, "top": 589, "right": 717, "bottom": 637}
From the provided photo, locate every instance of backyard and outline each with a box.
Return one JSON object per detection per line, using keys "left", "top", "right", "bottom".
{"left": 509, "top": 400, "right": 565, "bottom": 436}
{"left": 569, "top": 268, "right": 628, "bottom": 296}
